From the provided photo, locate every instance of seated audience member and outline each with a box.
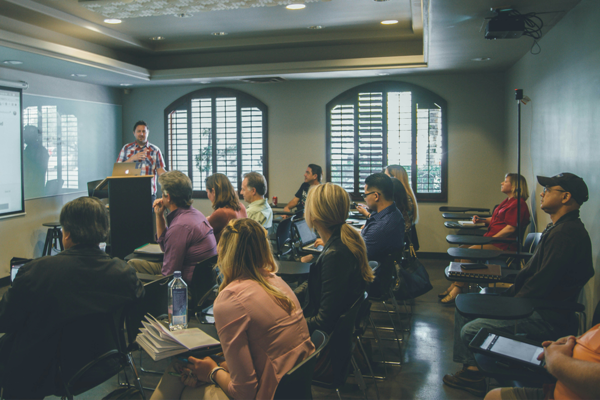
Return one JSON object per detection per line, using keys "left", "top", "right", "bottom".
{"left": 240, "top": 171, "right": 273, "bottom": 229}
{"left": 484, "top": 325, "right": 600, "bottom": 400}
{"left": 390, "top": 177, "right": 410, "bottom": 227}
{"left": 295, "top": 183, "right": 374, "bottom": 334}
{"left": 443, "top": 173, "right": 594, "bottom": 397}
{"left": 439, "top": 173, "right": 531, "bottom": 304}
{"left": 355, "top": 173, "right": 404, "bottom": 296}
{"left": 385, "top": 164, "right": 418, "bottom": 229}
{"left": 150, "top": 218, "right": 315, "bottom": 400}
{"left": 283, "top": 163, "right": 322, "bottom": 214}
{"left": 129, "top": 170, "right": 217, "bottom": 283}
{"left": 205, "top": 173, "right": 247, "bottom": 242}
{"left": 0, "top": 197, "right": 144, "bottom": 399}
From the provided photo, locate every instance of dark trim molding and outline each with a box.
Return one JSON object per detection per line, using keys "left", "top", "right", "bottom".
{"left": 0, "top": 276, "right": 10, "bottom": 288}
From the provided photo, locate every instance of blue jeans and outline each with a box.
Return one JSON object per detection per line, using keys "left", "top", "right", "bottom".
{"left": 453, "top": 308, "right": 555, "bottom": 366}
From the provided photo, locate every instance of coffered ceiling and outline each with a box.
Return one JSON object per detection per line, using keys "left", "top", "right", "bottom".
{"left": 0, "top": 0, "right": 581, "bottom": 87}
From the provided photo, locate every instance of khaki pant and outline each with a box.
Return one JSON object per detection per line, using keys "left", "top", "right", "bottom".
{"left": 128, "top": 259, "right": 163, "bottom": 276}
{"left": 149, "top": 363, "right": 230, "bottom": 400}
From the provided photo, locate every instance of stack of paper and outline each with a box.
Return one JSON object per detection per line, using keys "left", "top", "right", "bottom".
{"left": 136, "top": 314, "right": 220, "bottom": 361}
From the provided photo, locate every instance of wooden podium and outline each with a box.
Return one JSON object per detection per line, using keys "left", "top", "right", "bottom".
{"left": 98, "top": 176, "right": 154, "bottom": 259}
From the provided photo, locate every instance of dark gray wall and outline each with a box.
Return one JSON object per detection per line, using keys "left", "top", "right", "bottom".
{"left": 505, "top": 0, "right": 599, "bottom": 315}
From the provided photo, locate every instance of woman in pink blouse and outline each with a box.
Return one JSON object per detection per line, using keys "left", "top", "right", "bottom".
{"left": 151, "top": 218, "right": 315, "bottom": 400}
{"left": 206, "top": 173, "right": 247, "bottom": 242}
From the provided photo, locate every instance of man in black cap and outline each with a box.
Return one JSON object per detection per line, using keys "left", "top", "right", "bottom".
{"left": 443, "top": 173, "right": 594, "bottom": 397}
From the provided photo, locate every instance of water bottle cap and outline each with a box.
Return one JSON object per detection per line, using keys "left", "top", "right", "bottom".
{"left": 174, "top": 271, "right": 182, "bottom": 278}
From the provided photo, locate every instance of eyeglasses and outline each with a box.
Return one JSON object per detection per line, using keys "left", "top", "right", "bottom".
{"left": 542, "top": 186, "right": 566, "bottom": 194}
{"left": 361, "top": 191, "right": 379, "bottom": 199}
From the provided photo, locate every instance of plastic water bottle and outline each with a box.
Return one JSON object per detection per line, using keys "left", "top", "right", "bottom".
{"left": 168, "top": 271, "right": 188, "bottom": 331}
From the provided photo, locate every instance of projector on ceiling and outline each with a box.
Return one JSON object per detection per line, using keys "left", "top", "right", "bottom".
{"left": 485, "top": 10, "right": 525, "bottom": 39}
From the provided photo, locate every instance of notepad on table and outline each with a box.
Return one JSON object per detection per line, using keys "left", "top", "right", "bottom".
{"left": 136, "top": 314, "right": 221, "bottom": 361}
{"left": 448, "top": 262, "right": 502, "bottom": 280}
{"left": 458, "top": 220, "right": 486, "bottom": 227}
{"left": 134, "top": 243, "right": 163, "bottom": 255}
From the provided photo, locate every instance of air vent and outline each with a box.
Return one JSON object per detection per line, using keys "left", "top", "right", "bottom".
{"left": 241, "top": 77, "right": 287, "bottom": 84}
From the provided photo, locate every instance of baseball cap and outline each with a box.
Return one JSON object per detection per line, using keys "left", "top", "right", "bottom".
{"left": 537, "top": 173, "right": 589, "bottom": 205}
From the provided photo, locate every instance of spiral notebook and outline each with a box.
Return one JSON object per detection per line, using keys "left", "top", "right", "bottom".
{"left": 448, "top": 262, "right": 502, "bottom": 280}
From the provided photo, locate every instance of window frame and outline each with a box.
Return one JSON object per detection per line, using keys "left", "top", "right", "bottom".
{"left": 164, "top": 87, "right": 269, "bottom": 199}
{"left": 326, "top": 81, "right": 448, "bottom": 202}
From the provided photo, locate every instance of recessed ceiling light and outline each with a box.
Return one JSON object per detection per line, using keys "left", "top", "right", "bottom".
{"left": 286, "top": 4, "right": 306, "bottom": 10}
{"left": 381, "top": 20, "right": 399, "bottom": 25}
{"left": 308, "top": 25, "right": 323, "bottom": 30}
{"left": 71, "top": 74, "right": 87, "bottom": 77}
{"left": 378, "top": 72, "right": 389, "bottom": 76}
{"left": 200, "top": 81, "right": 211, "bottom": 84}
{"left": 150, "top": 36, "right": 165, "bottom": 41}
{"left": 374, "top": 0, "right": 389, "bottom": 2}
{"left": 104, "top": 18, "right": 122, "bottom": 24}
{"left": 175, "top": 13, "right": 193, "bottom": 18}
{"left": 120, "top": 83, "right": 133, "bottom": 86}
{"left": 3, "top": 60, "right": 23, "bottom": 65}
{"left": 471, "top": 57, "right": 491, "bottom": 62}
{"left": 212, "top": 32, "right": 228, "bottom": 36}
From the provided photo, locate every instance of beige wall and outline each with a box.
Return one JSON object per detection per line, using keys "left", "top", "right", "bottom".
{"left": 505, "top": 0, "right": 599, "bottom": 316}
{"left": 0, "top": 68, "right": 121, "bottom": 278}
{"left": 123, "top": 73, "right": 508, "bottom": 253}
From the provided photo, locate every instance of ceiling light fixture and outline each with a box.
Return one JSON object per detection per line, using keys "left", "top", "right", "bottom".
{"left": 373, "top": 0, "right": 390, "bottom": 2}
{"left": 71, "top": 73, "right": 87, "bottom": 77}
{"left": 378, "top": 72, "right": 389, "bottom": 76}
{"left": 212, "top": 32, "right": 228, "bottom": 36}
{"left": 3, "top": 60, "right": 23, "bottom": 65}
{"left": 308, "top": 25, "right": 323, "bottom": 29}
{"left": 104, "top": 18, "right": 122, "bottom": 24}
{"left": 471, "top": 57, "right": 492, "bottom": 62}
{"left": 286, "top": 4, "right": 306, "bottom": 10}
{"left": 150, "top": 36, "right": 165, "bottom": 41}
{"left": 120, "top": 83, "right": 133, "bottom": 86}
{"left": 175, "top": 13, "right": 193, "bottom": 18}
{"left": 381, "top": 20, "right": 398, "bottom": 25}
{"left": 201, "top": 81, "right": 211, "bottom": 84}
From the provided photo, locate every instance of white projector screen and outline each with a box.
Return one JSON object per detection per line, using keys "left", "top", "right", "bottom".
{"left": 0, "top": 85, "right": 24, "bottom": 218}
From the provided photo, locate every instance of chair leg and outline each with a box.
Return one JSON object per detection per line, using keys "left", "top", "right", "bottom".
{"left": 127, "top": 352, "right": 147, "bottom": 400}
{"left": 139, "top": 350, "right": 164, "bottom": 375}
{"left": 382, "top": 301, "right": 403, "bottom": 363}
{"left": 351, "top": 355, "right": 370, "bottom": 400}
{"left": 356, "top": 335, "right": 385, "bottom": 381}
{"left": 368, "top": 316, "right": 389, "bottom": 377}
{"left": 335, "top": 388, "right": 343, "bottom": 400}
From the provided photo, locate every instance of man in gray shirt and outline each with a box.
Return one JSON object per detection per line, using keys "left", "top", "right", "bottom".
{"left": 240, "top": 171, "right": 273, "bottom": 229}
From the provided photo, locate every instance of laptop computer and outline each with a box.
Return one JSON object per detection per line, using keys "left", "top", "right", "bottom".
{"left": 112, "top": 162, "right": 143, "bottom": 177}
{"left": 294, "top": 219, "right": 324, "bottom": 254}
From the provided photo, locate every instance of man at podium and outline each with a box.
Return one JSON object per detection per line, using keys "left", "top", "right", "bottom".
{"left": 116, "top": 120, "right": 166, "bottom": 201}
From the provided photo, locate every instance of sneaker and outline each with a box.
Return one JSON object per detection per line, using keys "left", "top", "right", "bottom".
{"left": 442, "top": 368, "right": 487, "bottom": 397}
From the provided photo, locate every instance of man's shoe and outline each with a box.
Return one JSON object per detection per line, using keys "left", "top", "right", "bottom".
{"left": 442, "top": 368, "right": 487, "bottom": 397}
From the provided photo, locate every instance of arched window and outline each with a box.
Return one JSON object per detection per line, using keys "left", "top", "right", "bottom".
{"left": 164, "top": 87, "right": 268, "bottom": 198}
{"left": 326, "top": 81, "right": 448, "bottom": 202}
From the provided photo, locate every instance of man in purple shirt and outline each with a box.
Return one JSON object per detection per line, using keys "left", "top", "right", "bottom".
{"left": 128, "top": 170, "right": 217, "bottom": 283}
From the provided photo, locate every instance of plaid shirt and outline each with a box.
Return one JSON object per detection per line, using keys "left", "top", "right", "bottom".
{"left": 116, "top": 141, "right": 165, "bottom": 194}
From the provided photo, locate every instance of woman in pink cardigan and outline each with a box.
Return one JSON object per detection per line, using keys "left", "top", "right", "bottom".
{"left": 151, "top": 218, "right": 315, "bottom": 400}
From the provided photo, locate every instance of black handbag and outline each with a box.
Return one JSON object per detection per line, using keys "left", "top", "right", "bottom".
{"left": 393, "top": 241, "right": 432, "bottom": 300}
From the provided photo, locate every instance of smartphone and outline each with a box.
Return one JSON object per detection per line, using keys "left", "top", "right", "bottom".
{"left": 469, "top": 328, "right": 547, "bottom": 372}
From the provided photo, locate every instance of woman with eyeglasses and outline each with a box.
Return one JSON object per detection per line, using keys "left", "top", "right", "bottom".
{"left": 151, "top": 218, "right": 314, "bottom": 400}
{"left": 439, "top": 173, "right": 531, "bottom": 304}
{"left": 205, "top": 173, "right": 247, "bottom": 242}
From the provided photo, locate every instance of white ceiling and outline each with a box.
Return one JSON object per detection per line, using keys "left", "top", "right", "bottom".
{"left": 0, "top": 0, "right": 581, "bottom": 87}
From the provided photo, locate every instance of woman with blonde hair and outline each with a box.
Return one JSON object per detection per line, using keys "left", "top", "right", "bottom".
{"left": 439, "top": 173, "right": 531, "bottom": 304}
{"left": 205, "top": 173, "right": 247, "bottom": 242}
{"left": 151, "top": 218, "right": 314, "bottom": 400}
{"left": 385, "top": 165, "right": 418, "bottom": 227}
{"left": 295, "top": 182, "right": 374, "bottom": 334}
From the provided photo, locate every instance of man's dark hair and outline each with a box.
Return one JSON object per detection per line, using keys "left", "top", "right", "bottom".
{"left": 308, "top": 164, "right": 323, "bottom": 182}
{"left": 133, "top": 120, "right": 148, "bottom": 132}
{"left": 158, "top": 170, "right": 193, "bottom": 207}
{"left": 60, "top": 197, "right": 109, "bottom": 245}
{"left": 365, "top": 173, "right": 393, "bottom": 201}
{"left": 243, "top": 172, "right": 267, "bottom": 196}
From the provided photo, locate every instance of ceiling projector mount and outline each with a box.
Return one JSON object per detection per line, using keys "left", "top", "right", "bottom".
{"left": 484, "top": 8, "right": 544, "bottom": 40}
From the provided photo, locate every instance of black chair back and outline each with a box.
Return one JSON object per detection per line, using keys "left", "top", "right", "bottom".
{"left": 54, "top": 307, "right": 145, "bottom": 399}
{"left": 368, "top": 251, "right": 402, "bottom": 300}
{"left": 522, "top": 232, "right": 542, "bottom": 253}
{"left": 87, "top": 179, "right": 108, "bottom": 199}
{"left": 190, "top": 255, "right": 219, "bottom": 315}
{"left": 313, "top": 292, "right": 367, "bottom": 388}
{"left": 274, "top": 217, "right": 293, "bottom": 257}
{"left": 127, "top": 275, "right": 171, "bottom": 343}
{"left": 274, "top": 330, "right": 329, "bottom": 400}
